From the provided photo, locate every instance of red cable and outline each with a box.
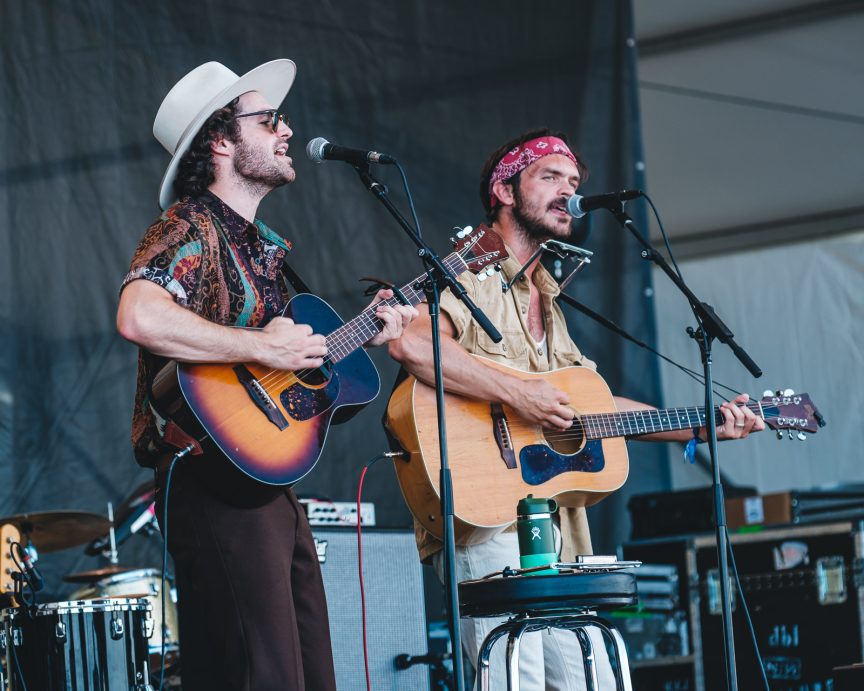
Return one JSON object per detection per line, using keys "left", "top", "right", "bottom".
{"left": 357, "top": 463, "right": 372, "bottom": 691}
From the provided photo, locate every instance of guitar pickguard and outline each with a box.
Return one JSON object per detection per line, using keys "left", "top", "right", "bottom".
{"left": 280, "top": 373, "right": 341, "bottom": 422}
{"left": 519, "top": 441, "right": 605, "bottom": 486}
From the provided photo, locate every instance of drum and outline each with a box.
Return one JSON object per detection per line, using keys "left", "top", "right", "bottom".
{"left": 2, "top": 597, "right": 153, "bottom": 690}
{"left": 71, "top": 568, "right": 179, "bottom": 655}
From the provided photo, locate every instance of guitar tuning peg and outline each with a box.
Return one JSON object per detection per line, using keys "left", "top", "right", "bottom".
{"left": 494, "top": 264, "right": 502, "bottom": 272}
{"left": 477, "top": 272, "right": 488, "bottom": 282}
{"left": 783, "top": 388, "right": 795, "bottom": 397}
{"left": 763, "top": 390, "right": 773, "bottom": 398}
{"left": 787, "top": 430, "right": 794, "bottom": 440}
{"left": 455, "top": 229, "right": 466, "bottom": 239}
{"left": 797, "top": 432, "right": 807, "bottom": 441}
{"left": 485, "top": 266, "right": 495, "bottom": 276}
{"left": 776, "top": 430, "right": 784, "bottom": 440}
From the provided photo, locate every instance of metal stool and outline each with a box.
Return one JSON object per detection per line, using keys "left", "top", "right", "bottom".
{"left": 459, "top": 570, "right": 637, "bottom": 691}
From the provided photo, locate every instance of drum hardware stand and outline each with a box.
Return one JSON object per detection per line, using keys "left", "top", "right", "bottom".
{"left": 604, "top": 202, "right": 762, "bottom": 691}
{"left": 106, "top": 502, "right": 120, "bottom": 565}
{"left": 352, "top": 161, "right": 503, "bottom": 691}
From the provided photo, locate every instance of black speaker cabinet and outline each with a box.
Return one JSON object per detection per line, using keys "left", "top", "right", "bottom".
{"left": 313, "top": 528, "right": 430, "bottom": 691}
{"left": 624, "top": 521, "right": 864, "bottom": 691}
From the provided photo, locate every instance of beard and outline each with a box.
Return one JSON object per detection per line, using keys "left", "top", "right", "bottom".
{"left": 232, "top": 137, "right": 295, "bottom": 193}
{"left": 511, "top": 184, "right": 571, "bottom": 244}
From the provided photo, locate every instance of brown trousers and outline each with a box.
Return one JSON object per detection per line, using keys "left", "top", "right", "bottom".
{"left": 155, "top": 453, "right": 336, "bottom": 691}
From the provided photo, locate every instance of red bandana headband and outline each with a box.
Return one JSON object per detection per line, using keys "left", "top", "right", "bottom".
{"left": 489, "top": 136, "right": 577, "bottom": 207}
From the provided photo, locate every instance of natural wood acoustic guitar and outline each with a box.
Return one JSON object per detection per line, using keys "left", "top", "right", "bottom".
{"left": 385, "top": 359, "right": 824, "bottom": 544}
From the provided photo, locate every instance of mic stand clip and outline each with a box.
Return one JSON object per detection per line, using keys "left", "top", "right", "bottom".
{"left": 503, "top": 240, "right": 593, "bottom": 293}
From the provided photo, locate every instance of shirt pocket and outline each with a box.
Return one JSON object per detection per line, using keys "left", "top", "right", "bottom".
{"left": 551, "top": 342, "right": 595, "bottom": 370}
{"left": 475, "top": 330, "right": 529, "bottom": 369}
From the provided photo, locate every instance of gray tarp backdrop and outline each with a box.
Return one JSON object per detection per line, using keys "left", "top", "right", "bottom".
{"left": 0, "top": 1, "right": 668, "bottom": 601}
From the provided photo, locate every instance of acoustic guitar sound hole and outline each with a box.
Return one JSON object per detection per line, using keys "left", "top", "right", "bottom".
{"left": 544, "top": 414, "right": 585, "bottom": 455}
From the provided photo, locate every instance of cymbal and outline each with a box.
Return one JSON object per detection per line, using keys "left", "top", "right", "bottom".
{"left": 64, "top": 565, "right": 141, "bottom": 584}
{"left": 0, "top": 511, "right": 111, "bottom": 553}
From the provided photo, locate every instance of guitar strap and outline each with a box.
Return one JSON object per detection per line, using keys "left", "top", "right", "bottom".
{"left": 280, "top": 261, "right": 313, "bottom": 296}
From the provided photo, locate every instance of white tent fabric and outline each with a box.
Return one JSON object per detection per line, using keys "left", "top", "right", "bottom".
{"left": 653, "top": 230, "right": 863, "bottom": 491}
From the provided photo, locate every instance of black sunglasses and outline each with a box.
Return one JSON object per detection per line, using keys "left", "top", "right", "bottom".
{"left": 234, "top": 109, "right": 288, "bottom": 133}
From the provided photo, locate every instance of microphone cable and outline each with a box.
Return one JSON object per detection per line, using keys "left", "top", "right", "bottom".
{"left": 392, "top": 160, "right": 423, "bottom": 239}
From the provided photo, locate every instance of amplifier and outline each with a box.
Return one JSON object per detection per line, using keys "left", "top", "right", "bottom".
{"left": 301, "top": 498, "right": 376, "bottom": 526}
{"left": 313, "top": 528, "right": 429, "bottom": 691}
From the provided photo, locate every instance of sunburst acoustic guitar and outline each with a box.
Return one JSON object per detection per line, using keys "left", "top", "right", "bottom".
{"left": 150, "top": 226, "right": 507, "bottom": 485}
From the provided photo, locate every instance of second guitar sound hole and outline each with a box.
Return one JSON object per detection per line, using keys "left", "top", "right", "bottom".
{"left": 544, "top": 415, "right": 585, "bottom": 455}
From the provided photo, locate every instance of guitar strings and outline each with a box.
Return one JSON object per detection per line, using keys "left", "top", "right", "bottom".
{"left": 252, "top": 248, "right": 475, "bottom": 393}
{"left": 504, "top": 401, "right": 771, "bottom": 443}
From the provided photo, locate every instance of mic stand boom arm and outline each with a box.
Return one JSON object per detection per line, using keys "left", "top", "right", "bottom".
{"left": 606, "top": 204, "right": 762, "bottom": 691}
{"left": 351, "top": 163, "right": 502, "bottom": 691}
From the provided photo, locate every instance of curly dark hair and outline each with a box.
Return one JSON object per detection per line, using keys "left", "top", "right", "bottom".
{"left": 173, "top": 97, "right": 242, "bottom": 199}
{"left": 479, "top": 128, "right": 589, "bottom": 223}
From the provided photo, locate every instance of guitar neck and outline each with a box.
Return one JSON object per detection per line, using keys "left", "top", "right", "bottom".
{"left": 324, "top": 251, "right": 468, "bottom": 363}
{"left": 582, "top": 401, "right": 774, "bottom": 439}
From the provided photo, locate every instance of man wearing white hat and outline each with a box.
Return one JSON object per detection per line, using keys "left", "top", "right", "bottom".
{"left": 117, "top": 59, "right": 416, "bottom": 690}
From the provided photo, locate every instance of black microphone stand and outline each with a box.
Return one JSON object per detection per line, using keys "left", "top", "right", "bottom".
{"left": 604, "top": 204, "right": 761, "bottom": 691}
{"left": 351, "top": 163, "right": 502, "bottom": 691}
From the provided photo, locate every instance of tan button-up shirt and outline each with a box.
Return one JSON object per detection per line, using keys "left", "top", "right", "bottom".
{"left": 415, "top": 234, "right": 597, "bottom": 563}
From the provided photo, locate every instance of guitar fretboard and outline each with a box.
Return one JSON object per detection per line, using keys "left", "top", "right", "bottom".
{"left": 580, "top": 402, "right": 775, "bottom": 439}
{"left": 324, "top": 252, "right": 467, "bottom": 364}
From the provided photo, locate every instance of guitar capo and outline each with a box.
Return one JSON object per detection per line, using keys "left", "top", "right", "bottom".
{"left": 359, "top": 276, "right": 411, "bottom": 306}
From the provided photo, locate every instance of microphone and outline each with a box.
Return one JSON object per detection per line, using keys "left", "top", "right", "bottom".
{"left": 16, "top": 544, "right": 44, "bottom": 592}
{"left": 566, "top": 190, "right": 642, "bottom": 218}
{"left": 306, "top": 137, "right": 395, "bottom": 166}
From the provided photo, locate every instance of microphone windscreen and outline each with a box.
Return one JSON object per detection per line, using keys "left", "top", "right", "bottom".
{"left": 306, "top": 137, "right": 329, "bottom": 163}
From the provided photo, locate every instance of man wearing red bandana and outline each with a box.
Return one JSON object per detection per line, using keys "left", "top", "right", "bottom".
{"left": 389, "top": 128, "right": 763, "bottom": 689}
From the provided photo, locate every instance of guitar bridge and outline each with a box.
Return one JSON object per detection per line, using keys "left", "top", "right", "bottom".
{"left": 491, "top": 403, "right": 517, "bottom": 469}
{"left": 233, "top": 365, "right": 289, "bottom": 430}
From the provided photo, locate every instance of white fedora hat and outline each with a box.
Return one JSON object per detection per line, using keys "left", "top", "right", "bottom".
{"left": 153, "top": 59, "right": 296, "bottom": 210}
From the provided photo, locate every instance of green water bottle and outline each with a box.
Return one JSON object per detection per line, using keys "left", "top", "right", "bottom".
{"left": 516, "top": 495, "right": 559, "bottom": 576}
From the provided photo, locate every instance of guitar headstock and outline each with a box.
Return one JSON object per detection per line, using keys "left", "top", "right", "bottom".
{"left": 451, "top": 225, "right": 508, "bottom": 280}
{"left": 760, "top": 389, "right": 826, "bottom": 440}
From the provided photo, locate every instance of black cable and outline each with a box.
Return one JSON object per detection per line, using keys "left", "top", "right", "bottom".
{"left": 558, "top": 294, "right": 744, "bottom": 403}
{"left": 7, "top": 543, "right": 31, "bottom": 691}
{"left": 641, "top": 192, "right": 684, "bottom": 281}
{"left": 158, "top": 444, "right": 194, "bottom": 691}
{"left": 725, "top": 526, "right": 770, "bottom": 691}
{"left": 10, "top": 639, "right": 29, "bottom": 691}
{"left": 394, "top": 160, "right": 423, "bottom": 239}
{"left": 9, "top": 542, "right": 36, "bottom": 611}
